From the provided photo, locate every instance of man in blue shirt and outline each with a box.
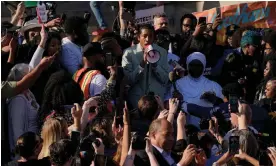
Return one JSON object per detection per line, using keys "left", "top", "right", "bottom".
{"left": 59, "top": 16, "right": 89, "bottom": 75}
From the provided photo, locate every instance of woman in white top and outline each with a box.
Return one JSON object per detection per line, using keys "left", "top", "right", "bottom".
{"left": 173, "top": 52, "right": 223, "bottom": 127}
{"left": 6, "top": 64, "right": 40, "bottom": 153}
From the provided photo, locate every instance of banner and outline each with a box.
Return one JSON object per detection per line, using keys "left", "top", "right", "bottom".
{"left": 193, "top": 1, "right": 276, "bottom": 45}
{"left": 135, "top": 5, "right": 164, "bottom": 25}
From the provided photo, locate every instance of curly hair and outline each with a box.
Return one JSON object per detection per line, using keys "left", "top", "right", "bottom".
{"left": 180, "top": 13, "right": 197, "bottom": 31}
{"left": 49, "top": 139, "right": 75, "bottom": 166}
{"left": 38, "top": 70, "right": 84, "bottom": 129}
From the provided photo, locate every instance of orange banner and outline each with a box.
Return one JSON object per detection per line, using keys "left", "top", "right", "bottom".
{"left": 193, "top": 1, "right": 276, "bottom": 45}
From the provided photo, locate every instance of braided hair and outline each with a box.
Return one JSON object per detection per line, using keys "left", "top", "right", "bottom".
{"left": 38, "top": 70, "right": 84, "bottom": 129}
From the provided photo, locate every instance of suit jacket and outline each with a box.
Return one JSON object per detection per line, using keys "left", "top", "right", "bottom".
{"left": 122, "top": 43, "right": 169, "bottom": 108}
{"left": 134, "top": 146, "right": 181, "bottom": 166}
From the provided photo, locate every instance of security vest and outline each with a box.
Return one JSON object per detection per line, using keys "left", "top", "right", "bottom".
{"left": 73, "top": 68, "right": 101, "bottom": 100}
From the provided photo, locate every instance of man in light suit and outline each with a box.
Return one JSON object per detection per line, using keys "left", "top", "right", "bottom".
{"left": 122, "top": 24, "right": 169, "bottom": 109}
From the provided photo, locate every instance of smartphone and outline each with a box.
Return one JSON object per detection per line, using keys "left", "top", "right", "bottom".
{"left": 60, "top": 13, "right": 66, "bottom": 22}
{"left": 105, "top": 52, "right": 115, "bottom": 67}
{"left": 198, "top": 17, "right": 206, "bottom": 25}
{"left": 216, "top": 7, "right": 221, "bottom": 16}
{"left": 71, "top": 131, "right": 81, "bottom": 147}
{"left": 115, "top": 116, "right": 123, "bottom": 128}
{"left": 63, "top": 105, "right": 75, "bottom": 110}
{"left": 229, "top": 94, "right": 239, "bottom": 113}
{"left": 229, "top": 136, "right": 239, "bottom": 154}
{"left": 169, "top": 59, "right": 177, "bottom": 67}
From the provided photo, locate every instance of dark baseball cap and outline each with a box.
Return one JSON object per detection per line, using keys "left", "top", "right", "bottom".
{"left": 82, "top": 42, "right": 104, "bottom": 57}
{"left": 1, "top": 21, "right": 21, "bottom": 32}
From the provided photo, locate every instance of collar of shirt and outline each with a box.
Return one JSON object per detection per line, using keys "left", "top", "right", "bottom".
{"left": 137, "top": 43, "right": 143, "bottom": 52}
{"left": 152, "top": 144, "right": 171, "bottom": 157}
{"left": 62, "top": 37, "right": 82, "bottom": 51}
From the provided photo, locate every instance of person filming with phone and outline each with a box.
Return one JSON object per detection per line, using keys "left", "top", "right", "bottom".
{"left": 122, "top": 24, "right": 169, "bottom": 109}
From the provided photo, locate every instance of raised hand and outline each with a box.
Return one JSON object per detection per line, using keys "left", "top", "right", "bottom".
{"left": 71, "top": 103, "right": 83, "bottom": 120}
{"left": 169, "top": 98, "right": 179, "bottom": 114}
{"left": 177, "top": 111, "right": 186, "bottom": 126}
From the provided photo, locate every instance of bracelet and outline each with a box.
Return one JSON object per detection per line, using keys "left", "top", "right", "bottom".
{"left": 126, "top": 155, "right": 135, "bottom": 160}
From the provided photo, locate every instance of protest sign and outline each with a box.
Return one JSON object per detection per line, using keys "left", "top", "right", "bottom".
{"left": 193, "top": 1, "right": 276, "bottom": 45}
{"left": 135, "top": 5, "right": 164, "bottom": 25}
{"left": 36, "top": 2, "right": 47, "bottom": 23}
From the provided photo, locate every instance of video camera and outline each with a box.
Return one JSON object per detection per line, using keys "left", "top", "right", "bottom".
{"left": 73, "top": 130, "right": 102, "bottom": 166}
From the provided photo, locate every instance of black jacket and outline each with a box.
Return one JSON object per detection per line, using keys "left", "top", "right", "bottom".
{"left": 134, "top": 146, "right": 181, "bottom": 166}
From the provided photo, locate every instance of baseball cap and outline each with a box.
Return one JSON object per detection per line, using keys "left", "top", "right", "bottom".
{"left": 82, "top": 42, "right": 104, "bottom": 57}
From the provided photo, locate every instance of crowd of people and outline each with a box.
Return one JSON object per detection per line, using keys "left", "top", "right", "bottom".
{"left": 1, "top": 1, "right": 276, "bottom": 166}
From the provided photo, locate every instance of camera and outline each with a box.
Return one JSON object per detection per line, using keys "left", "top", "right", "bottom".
{"left": 199, "top": 118, "right": 214, "bottom": 130}
{"left": 131, "top": 132, "right": 146, "bottom": 150}
{"left": 74, "top": 131, "right": 102, "bottom": 166}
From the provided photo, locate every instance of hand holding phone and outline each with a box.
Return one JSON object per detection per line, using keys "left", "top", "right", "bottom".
{"left": 198, "top": 17, "right": 206, "bottom": 25}
{"left": 229, "top": 94, "right": 239, "bottom": 113}
{"left": 229, "top": 136, "right": 239, "bottom": 154}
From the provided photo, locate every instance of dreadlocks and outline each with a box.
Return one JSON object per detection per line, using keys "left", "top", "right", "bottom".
{"left": 38, "top": 70, "right": 84, "bottom": 129}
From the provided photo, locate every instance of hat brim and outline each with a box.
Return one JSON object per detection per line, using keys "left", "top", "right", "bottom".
{"left": 8, "top": 25, "right": 21, "bottom": 32}
{"left": 21, "top": 24, "right": 42, "bottom": 33}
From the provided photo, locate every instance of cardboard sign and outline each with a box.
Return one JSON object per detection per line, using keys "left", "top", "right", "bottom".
{"left": 36, "top": 2, "right": 47, "bottom": 23}
{"left": 193, "top": 1, "right": 276, "bottom": 45}
{"left": 135, "top": 6, "right": 164, "bottom": 25}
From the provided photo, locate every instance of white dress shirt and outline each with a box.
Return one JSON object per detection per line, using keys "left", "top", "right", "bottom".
{"left": 60, "top": 37, "right": 83, "bottom": 75}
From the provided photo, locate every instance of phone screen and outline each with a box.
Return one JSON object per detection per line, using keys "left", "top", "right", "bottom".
{"left": 63, "top": 105, "right": 75, "bottom": 111}
{"left": 198, "top": 17, "right": 206, "bottom": 25}
{"left": 71, "top": 131, "right": 81, "bottom": 147}
{"left": 216, "top": 7, "right": 221, "bottom": 16}
{"left": 229, "top": 94, "right": 239, "bottom": 113}
{"left": 229, "top": 136, "right": 239, "bottom": 154}
{"left": 105, "top": 53, "right": 114, "bottom": 67}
